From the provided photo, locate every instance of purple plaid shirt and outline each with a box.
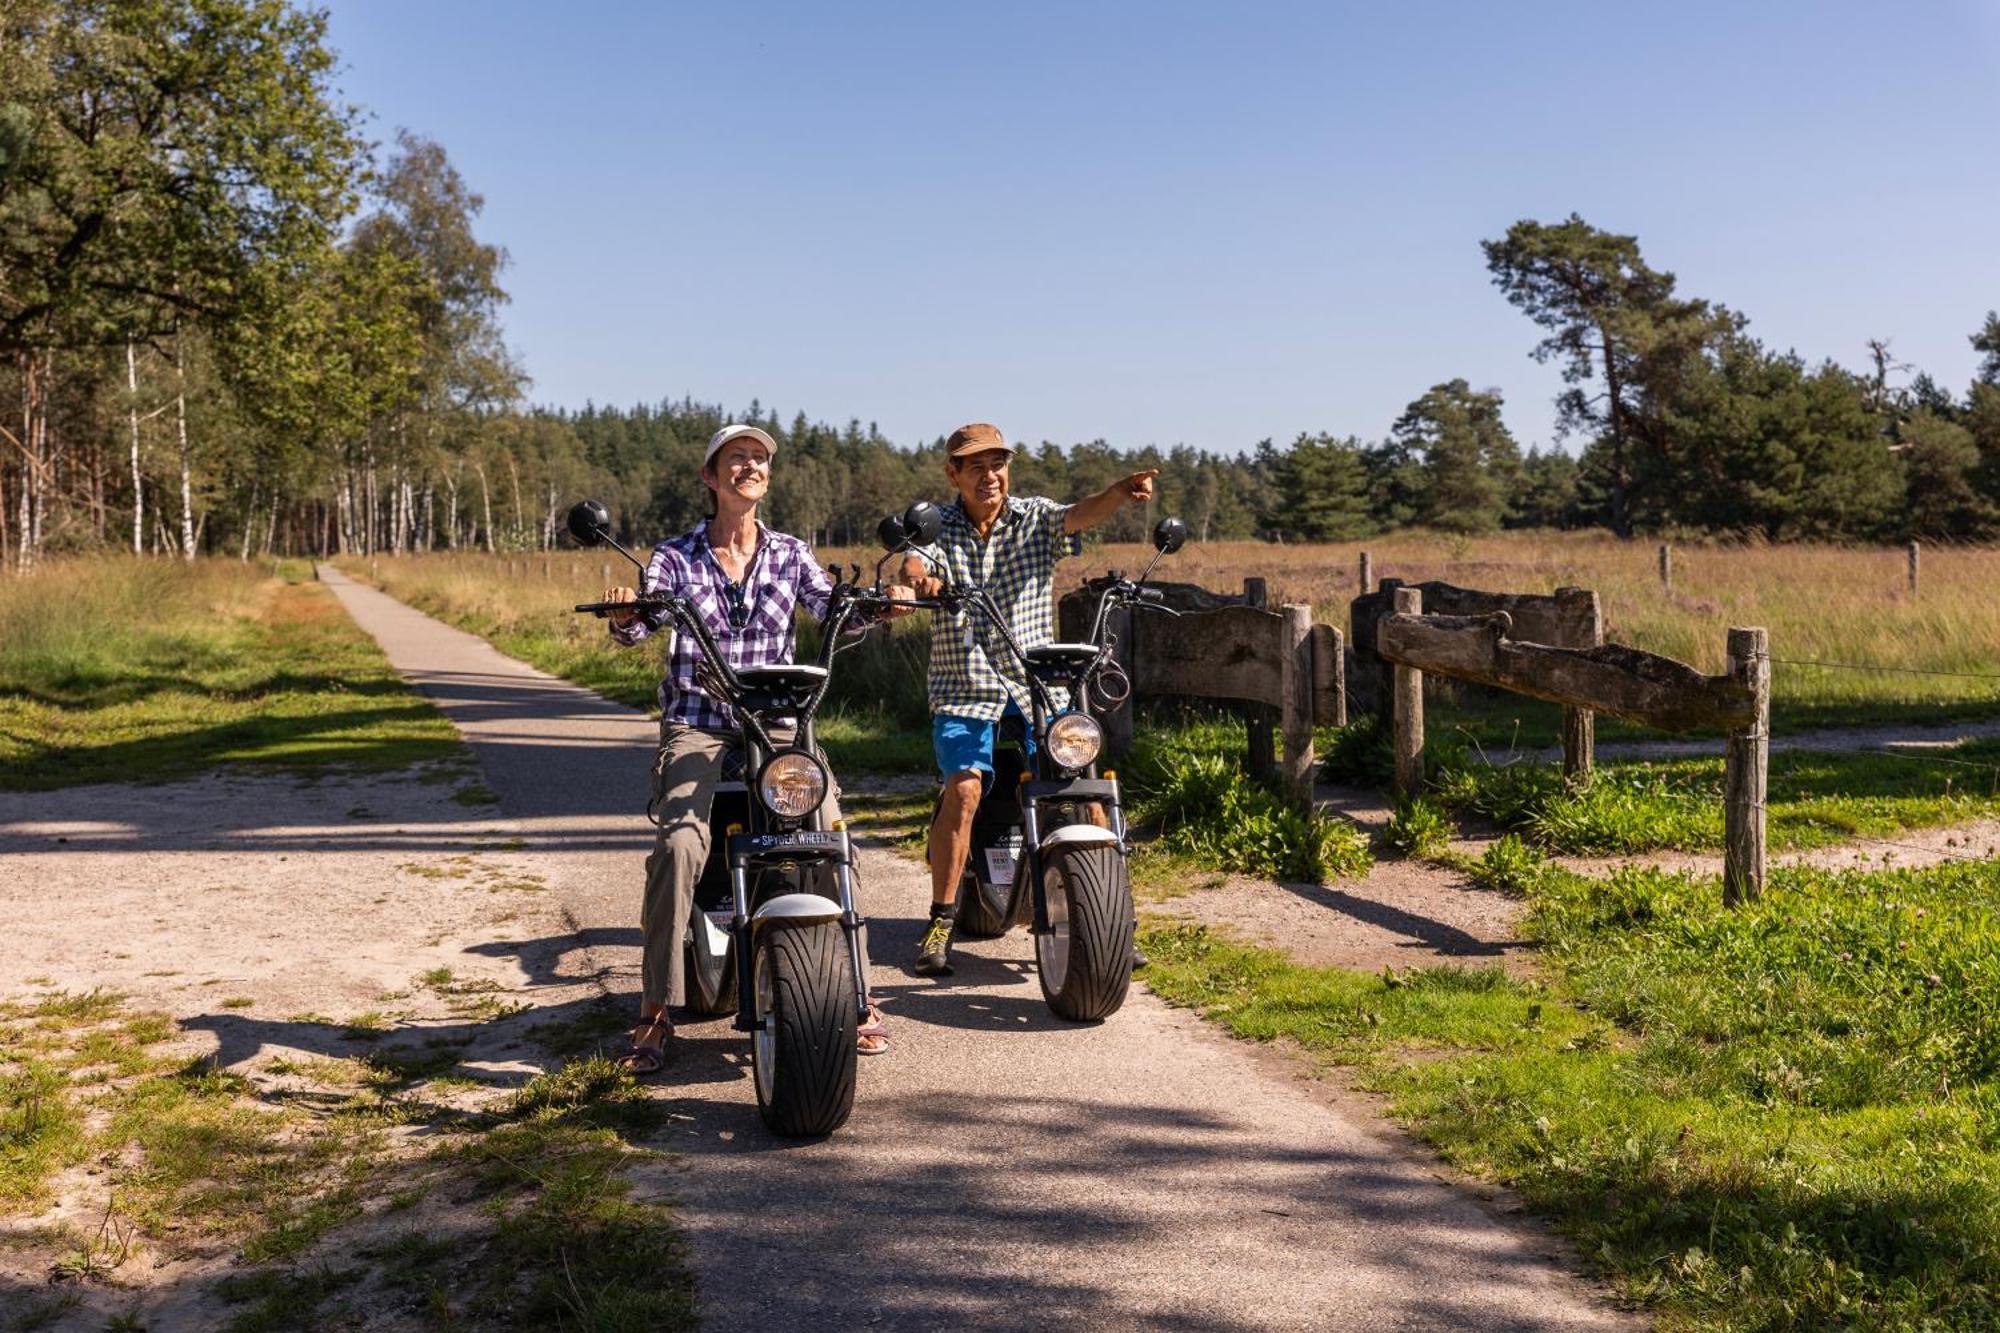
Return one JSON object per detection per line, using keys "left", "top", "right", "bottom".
{"left": 610, "top": 521, "right": 837, "bottom": 731}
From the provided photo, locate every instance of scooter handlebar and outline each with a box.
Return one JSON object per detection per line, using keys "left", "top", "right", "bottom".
{"left": 573, "top": 596, "right": 674, "bottom": 619}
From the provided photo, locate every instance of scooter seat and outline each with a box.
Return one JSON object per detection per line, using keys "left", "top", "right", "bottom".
{"left": 735, "top": 664, "right": 830, "bottom": 691}
{"left": 1024, "top": 642, "right": 1100, "bottom": 668}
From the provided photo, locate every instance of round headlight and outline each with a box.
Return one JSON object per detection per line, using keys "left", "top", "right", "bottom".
{"left": 757, "top": 751, "right": 828, "bottom": 819}
{"left": 1045, "top": 713, "right": 1103, "bottom": 771}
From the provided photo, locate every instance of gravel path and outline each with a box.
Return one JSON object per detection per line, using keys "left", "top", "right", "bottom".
{"left": 319, "top": 566, "right": 1637, "bottom": 1332}
{"left": 0, "top": 766, "right": 597, "bottom": 1330}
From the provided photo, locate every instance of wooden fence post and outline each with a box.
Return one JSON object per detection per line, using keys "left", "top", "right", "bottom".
{"left": 1358, "top": 551, "right": 1373, "bottom": 595}
{"left": 1658, "top": 543, "right": 1672, "bottom": 594}
{"left": 1723, "top": 626, "right": 1769, "bottom": 907}
{"left": 1907, "top": 540, "right": 1920, "bottom": 599}
{"left": 1243, "top": 577, "right": 1275, "bottom": 777}
{"left": 1280, "top": 604, "right": 1314, "bottom": 803}
{"left": 1315, "top": 626, "right": 1347, "bottom": 728}
{"left": 1560, "top": 589, "right": 1601, "bottom": 781}
{"left": 1391, "top": 586, "right": 1424, "bottom": 798}
{"left": 601, "top": 562, "right": 610, "bottom": 585}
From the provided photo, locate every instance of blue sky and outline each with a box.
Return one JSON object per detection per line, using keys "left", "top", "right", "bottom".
{"left": 322, "top": 1, "right": 2000, "bottom": 455}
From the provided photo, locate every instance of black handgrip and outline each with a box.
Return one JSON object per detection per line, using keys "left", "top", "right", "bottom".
{"left": 1138, "top": 586, "right": 1165, "bottom": 603}
{"left": 574, "top": 597, "right": 673, "bottom": 623}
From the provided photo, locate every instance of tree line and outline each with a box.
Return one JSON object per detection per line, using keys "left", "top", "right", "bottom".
{"left": 5, "top": 2, "right": 1999, "bottom": 573}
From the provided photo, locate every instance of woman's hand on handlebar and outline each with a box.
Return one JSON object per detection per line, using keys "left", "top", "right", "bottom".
{"left": 882, "top": 583, "right": 919, "bottom": 618}
{"left": 602, "top": 586, "right": 639, "bottom": 628}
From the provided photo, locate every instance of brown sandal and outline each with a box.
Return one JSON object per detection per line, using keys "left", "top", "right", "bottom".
{"left": 856, "top": 1002, "right": 889, "bottom": 1056}
{"left": 617, "top": 1016, "right": 675, "bottom": 1075}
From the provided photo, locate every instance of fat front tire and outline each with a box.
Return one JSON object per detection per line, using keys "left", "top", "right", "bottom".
{"left": 751, "top": 920, "right": 858, "bottom": 1137}
{"left": 1035, "top": 843, "right": 1135, "bottom": 1022}
{"left": 683, "top": 929, "right": 736, "bottom": 1017}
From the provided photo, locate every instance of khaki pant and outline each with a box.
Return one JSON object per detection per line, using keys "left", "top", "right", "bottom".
{"left": 642, "top": 721, "right": 848, "bottom": 1009}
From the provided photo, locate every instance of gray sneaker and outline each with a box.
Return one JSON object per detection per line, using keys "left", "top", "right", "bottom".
{"left": 913, "top": 916, "right": 954, "bottom": 976}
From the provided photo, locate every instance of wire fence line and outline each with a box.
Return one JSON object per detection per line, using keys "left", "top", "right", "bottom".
{"left": 1770, "top": 656, "right": 2000, "bottom": 683}
{"left": 1854, "top": 748, "right": 2000, "bottom": 791}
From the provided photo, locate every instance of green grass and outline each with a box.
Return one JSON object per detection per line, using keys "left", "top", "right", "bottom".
{"left": 1430, "top": 741, "right": 2000, "bottom": 856}
{"left": 1139, "top": 853, "right": 2000, "bottom": 1330}
{"left": 1384, "top": 796, "right": 1452, "bottom": 859}
{"left": 1419, "top": 683, "right": 2000, "bottom": 753}
{"left": 1128, "top": 716, "right": 1373, "bottom": 883}
{"left": 454, "top": 1056, "right": 693, "bottom": 1330}
{"left": 0, "top": 557, "right": 462, "bottom": 790}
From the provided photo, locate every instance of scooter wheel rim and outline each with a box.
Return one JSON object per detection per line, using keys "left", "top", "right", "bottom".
{"left": 752, "top": 939, "right": 777, "bottom": 1106}
{"left": 1037, "top": 870, "right": 1071, "bottom": 991}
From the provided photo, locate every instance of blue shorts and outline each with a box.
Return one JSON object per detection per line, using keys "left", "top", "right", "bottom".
{"left": 933, "top": 704, "right": 1035, "bottom": 786}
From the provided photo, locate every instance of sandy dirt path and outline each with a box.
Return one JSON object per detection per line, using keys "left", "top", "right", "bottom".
{"left": 317, "top": 566, "right": 1636, "bottom": 1332}
{"left": 0, "top": 765, "right": 604, "bottom": 1330}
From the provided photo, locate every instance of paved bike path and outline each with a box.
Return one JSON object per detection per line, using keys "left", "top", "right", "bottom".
{"left": 319, "top": 567, "right": 1638, "bottom": 1332}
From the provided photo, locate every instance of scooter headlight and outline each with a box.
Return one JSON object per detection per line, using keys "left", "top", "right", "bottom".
{"left": 1045, "top": 713, "right": 1103, "bottom": 771}
{"left": 757, "top": 750, "right": 828, "bottom": 819}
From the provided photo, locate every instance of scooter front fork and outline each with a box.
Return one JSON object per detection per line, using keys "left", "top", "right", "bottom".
{"left": 1021, "top": 800, "right": 1048, "bottom": 934}
{"left": 831, "top": 857, "right": 870, "bottom": 1021}
{"left": 729, "top": 859, "right": 755, "bottom": 1033}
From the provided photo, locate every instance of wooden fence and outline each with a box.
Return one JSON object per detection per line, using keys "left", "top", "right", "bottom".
{"left": 1054, "top": 566, "right": 1771, "bottom": 902}
{"left": 1057, "top": 577, "right": 1345, "bottom": 800}
{"left": 1374, "top": 585, "right": 1771, "bottom": 904}
{"left": 1351, "top": 578, "right": 1604, "bottom": 778}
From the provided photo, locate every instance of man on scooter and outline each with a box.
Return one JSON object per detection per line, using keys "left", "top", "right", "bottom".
{"left": 602, "top": 423, "right": 898, "bottom": 1069}
{"left": 902, "top": 422, "right": 1157, "bottom": 976}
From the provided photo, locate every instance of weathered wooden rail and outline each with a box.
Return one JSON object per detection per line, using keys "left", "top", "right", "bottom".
{"left": 1376, "top": 585, "right": 1770, "bottom": 904}
{"left": 1352, "top": 578, "right": 1603, "bottom": 778}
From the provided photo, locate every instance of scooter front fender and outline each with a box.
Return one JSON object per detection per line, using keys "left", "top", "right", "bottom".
{"left": 1038, "top": 824, "right": 1119, "bottom": 853}
{"left": 751, "top": 892, "right": 843, "bottom": 928}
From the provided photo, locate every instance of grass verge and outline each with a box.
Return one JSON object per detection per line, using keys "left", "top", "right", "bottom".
{"left": 1138, "top": 850, "right": 2000, "bottom": 1331}
{"left": 1, "top": 986, "right": 693, "bottom": 1331}
{"left": 0, "top": 557, "right": 462, "bottom": 791}
{"left": 1430, "top": 743, "right": 2000, "bottom": 856}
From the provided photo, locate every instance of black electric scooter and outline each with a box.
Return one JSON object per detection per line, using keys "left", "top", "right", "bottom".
{"left": 569, "top": 500, "right": 890, "bottom": 1136}
{"left": 880, "top": 502, "right": 1187, "bottom": 1020}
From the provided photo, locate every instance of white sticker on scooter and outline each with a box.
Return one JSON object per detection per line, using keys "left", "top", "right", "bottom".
{"left": 985, "top": 847, "right": 1017, "bottom": 885}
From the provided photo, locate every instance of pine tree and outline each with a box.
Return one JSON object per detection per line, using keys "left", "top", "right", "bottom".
{"left": 1274, "top": 434, "right": 1372, "bottom": 541}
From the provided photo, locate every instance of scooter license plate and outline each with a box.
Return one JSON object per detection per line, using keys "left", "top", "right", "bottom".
{"left": 745, "top": 831, "right": 841, "bottom": 849}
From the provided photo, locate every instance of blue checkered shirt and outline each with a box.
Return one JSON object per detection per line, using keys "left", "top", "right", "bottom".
{"left": 611, "top": 521, "right": 836, "bottom": 731}
{"left": 914, "top": 495, "right": 1075, "bottom": 721}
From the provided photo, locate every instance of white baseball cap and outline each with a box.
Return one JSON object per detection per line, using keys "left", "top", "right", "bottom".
{"left": 705, "top": 424, "right": 778, "bottom": 468}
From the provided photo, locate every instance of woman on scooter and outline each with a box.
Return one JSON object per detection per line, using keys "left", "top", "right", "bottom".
{"left": 900, "top": 421, "right": 1157, "bottom": 977}
{"left": 602, "top": 423, "right": 897, "bottom": 1071}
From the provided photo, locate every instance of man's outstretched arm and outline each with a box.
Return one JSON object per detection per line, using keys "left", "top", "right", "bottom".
{"left": 1063, "top": 469, "right": 1159, "bottom": 535}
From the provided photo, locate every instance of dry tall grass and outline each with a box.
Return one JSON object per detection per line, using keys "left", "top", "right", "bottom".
{"left": 1063, "top": 532, "right": 2000, "bottom": 719}
{"left": 346, "top": 533, "right": 2000, "bottom": 726}
{"left": 0, "top": 555, "right": 273, "bottom": 672}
